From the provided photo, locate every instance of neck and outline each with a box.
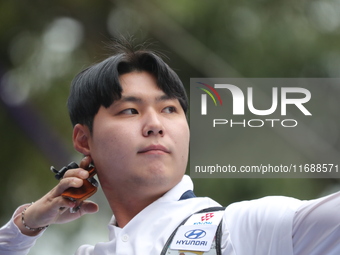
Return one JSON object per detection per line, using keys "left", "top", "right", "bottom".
{"left": 103, "top": 186, "right": 167, "bottom": 228}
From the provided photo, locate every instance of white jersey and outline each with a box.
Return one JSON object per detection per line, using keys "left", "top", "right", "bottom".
{"left": 1, "top": 175, "right": 340, "bottom": 255}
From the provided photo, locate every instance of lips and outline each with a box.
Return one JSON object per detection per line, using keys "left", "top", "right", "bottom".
{"left": 138, "top": 144, "right": 170, "bottom": 154}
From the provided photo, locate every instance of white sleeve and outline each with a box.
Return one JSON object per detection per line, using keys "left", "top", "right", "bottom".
{"left": 0, "top": 205, "right": 44, "bottom": 255}
{"left": 222, "top": 196, "right": 301, "bottom": 255}
{"left": 293, "top": 191, "right": 340, "bottom": 255}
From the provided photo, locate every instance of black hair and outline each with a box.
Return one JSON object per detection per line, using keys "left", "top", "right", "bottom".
{"left": 67, "top": 42, "right": 188, "bottom": 133}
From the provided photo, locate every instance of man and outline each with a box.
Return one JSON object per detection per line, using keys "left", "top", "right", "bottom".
{"left": 1, "top": 42, "right": 340, "bottom": 255}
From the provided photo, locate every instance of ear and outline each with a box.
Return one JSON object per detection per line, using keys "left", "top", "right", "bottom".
{"left": 73, "top": 124, "right": 91, "bottom": 156}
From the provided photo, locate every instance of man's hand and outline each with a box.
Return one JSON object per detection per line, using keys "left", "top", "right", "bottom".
{"left": 14, "top": 156, "right": 99, "bottom": 236}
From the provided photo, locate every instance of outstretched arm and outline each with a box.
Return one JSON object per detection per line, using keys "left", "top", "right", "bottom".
{"left": 293, "top": 191, "right": 340, "bottom": 255}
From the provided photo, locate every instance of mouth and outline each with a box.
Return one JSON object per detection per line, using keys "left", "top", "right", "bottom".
{"left": 138, "top": 144, "right": 170, "bottom": 154}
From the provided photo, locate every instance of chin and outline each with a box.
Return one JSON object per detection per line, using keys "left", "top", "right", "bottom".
{"left": 131, "top": 169, "right": 181, "bottom": 189}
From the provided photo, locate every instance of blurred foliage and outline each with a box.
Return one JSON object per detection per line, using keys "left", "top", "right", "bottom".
{"left": 1, "top": 0, "right": 340, "bottom": 254}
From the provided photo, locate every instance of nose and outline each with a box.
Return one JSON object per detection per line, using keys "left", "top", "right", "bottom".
{"left": 142, "top": 110, "right": 164, "bottom": 137}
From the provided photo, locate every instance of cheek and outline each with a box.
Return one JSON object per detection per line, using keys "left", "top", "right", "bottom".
{"left": 90, "top": 124, "right": 134, "bottom": 162}
{"left": 172, "top": 121, "right": 190, "bottom": 155}
{"left": 179, "top": 120, "right": 190, "bottom": 142}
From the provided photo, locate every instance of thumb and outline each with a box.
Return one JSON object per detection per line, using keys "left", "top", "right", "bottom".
{"left": 80, "top": 201, "right": 99, "bottom": 215}
{"left": 54, "top": 201, "right": 99, "bottom": 224}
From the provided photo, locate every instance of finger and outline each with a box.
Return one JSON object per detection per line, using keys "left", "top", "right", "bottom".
{"left": 52, "top": 177, "right": 84, "bottom": 197}
{"left": 79, "top": 155, "right": 92, "bottom": 169}
{"left": 63, "top": 168, "right": 89, "bottom": 179}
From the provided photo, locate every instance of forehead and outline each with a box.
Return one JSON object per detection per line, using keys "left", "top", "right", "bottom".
{"left": 118, "top": 71, "right": 166, "bottom": 99}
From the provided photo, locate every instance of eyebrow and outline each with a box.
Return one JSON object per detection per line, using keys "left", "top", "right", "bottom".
{"left": 119, "top": 94, "right": 173, "bottom": 104}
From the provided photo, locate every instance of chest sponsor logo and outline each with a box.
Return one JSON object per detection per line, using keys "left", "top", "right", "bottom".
{"left": 184, "top": 229, "right": 206, "bottom": 239}
{"left": 193, "top": 212, "right": 214, "bottom": 225}
{"left": 170, "top": 225, "right": 217, "bottom": 252}
{"left": 185, "top": 211, "right": 224, "bottom": 226}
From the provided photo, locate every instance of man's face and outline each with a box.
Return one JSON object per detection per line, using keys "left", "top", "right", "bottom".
{"left": 87, "top": 71, "right": 190, "bottom": 196}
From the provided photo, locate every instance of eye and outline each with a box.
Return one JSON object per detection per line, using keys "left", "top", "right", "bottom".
{"left": 120, "top": 108, "right": 138, "bottom": 115}
{"left": 162, "top": 106, "right": 177, "bottom": 114}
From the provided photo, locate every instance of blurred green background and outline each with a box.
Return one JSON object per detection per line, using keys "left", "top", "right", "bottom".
{"left": 1, "top": 0, "right": 340, "bottom": 254}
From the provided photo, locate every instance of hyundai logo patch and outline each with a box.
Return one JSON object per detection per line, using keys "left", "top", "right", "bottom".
{"left": 170, "top": 225, "right": 218, "bottom": 252}
{"left": 184, "top": 229, "right": 206, "bottom": 239}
